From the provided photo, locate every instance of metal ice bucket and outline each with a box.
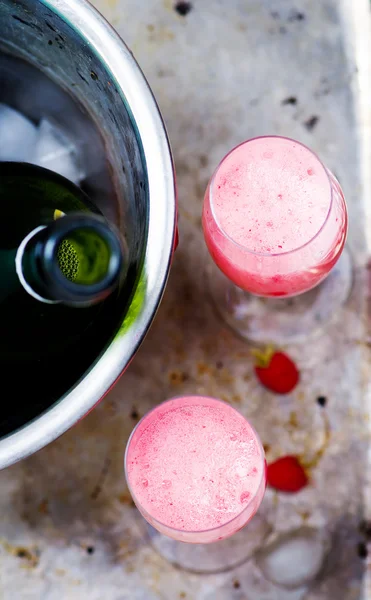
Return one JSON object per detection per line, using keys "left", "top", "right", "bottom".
{"left": 0, "top": 0, "right": 176, "bottom": 468}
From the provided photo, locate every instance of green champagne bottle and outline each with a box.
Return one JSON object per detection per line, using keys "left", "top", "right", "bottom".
{"left": 7, "top": 211, "right": 124, "bottom": 307}
{"left": 0, "top": 162, "right": 127, "bottom": 435}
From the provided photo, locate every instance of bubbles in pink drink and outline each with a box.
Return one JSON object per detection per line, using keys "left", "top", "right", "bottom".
{"left": 212, "top": 137, "right": 330, "bottom": 255}
{"left": 126, "top": 396, "right": 265, "bottom": 533}
{"left": 203, "top": 136, "right": 347, "bottom": 296}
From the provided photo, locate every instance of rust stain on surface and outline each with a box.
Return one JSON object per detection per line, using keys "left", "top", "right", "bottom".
{"left": 299, "top": 510, "right": 311, "bottom": 522}
{"left": 2, "top": 540, "right": 40, "bottom": 568}
{"left": 197, "top": 361, "right": 211, "bottom": 376}
{"left": 169, "top": 369, "right": 189, "bottom": 385}
{"left": 288, "top": 411, "right": 299, "bottom": 428}
{"left": 301, "top": 411, "right": 331, "bottom": 471}
{"left": 118, "top": 492, "right": 134, "bottom": 507}
{"left": 231, "top": 394, "right": 242, "bottom": 404}
{"left": 218, "top": 368, "right": 234, "bottom": 384}
{"left": 38, "top": 499, "right": 49, "bottom": 515}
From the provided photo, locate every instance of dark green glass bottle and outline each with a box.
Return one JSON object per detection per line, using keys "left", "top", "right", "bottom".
{"left": 0, "top": 162, "right": 127, "bottom": 435}
{"left": 12, "top": 211, "right": 124, "bottom": 307}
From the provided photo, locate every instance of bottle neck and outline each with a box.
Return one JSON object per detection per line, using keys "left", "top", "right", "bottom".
{"left": 17, "top": 213, "right": 125, "bottom": 306}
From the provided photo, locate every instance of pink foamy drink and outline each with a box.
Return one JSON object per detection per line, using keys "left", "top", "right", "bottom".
{"left": 125, "top": 396, "right": 266, "bottom": 544}
{"left": 202, "top": 136, "right": 347, "bottom": 297}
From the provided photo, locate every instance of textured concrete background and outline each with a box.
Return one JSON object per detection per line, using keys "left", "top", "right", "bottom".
{"left": 1, "top": 0, "right": 371, "bottom": 598}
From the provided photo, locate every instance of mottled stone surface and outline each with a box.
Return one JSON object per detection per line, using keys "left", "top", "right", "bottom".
{"left": 1, "top": 0, "right": 371, "bottom": 598}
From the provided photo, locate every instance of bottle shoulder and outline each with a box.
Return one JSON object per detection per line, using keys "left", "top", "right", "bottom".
{"left": 0, "top": 162, "right": 96, "bottom": 247}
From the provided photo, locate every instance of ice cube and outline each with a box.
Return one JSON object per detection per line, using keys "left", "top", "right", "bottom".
{"left": 33, "top": 118, "right": 85, "bottom": 185}
{"left": 0, "top": 103, "right": 38, "bottom": 162}
{"left": 256, "top": 527, "right": 329, "bottom": 589}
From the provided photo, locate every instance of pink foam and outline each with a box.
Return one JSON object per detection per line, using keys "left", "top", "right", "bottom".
{"left": 203, "top": 137, "right": 347, "bottom": 296}
{"left": 212, "top": 137, "right": 330, "bottom": 254}
{"left": 126, "top": 397, "right": 264, "bottom": 532}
